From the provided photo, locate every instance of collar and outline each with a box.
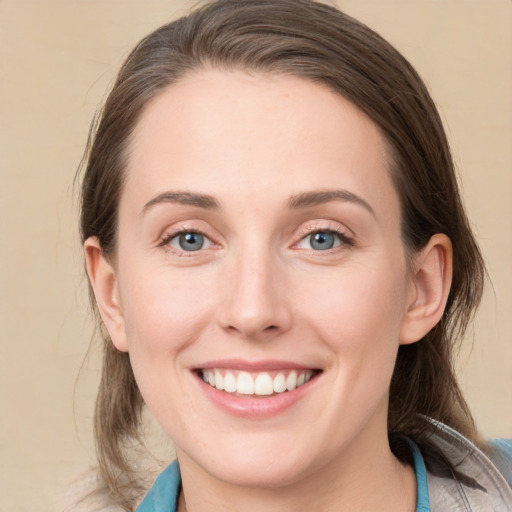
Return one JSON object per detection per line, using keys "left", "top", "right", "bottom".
{"left": 136, "top": 460, "right": 181, "bottom": 512}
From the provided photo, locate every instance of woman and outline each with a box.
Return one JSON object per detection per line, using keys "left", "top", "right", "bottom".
{"left": 79, "top": 0, "right": 512, "bottom": 510}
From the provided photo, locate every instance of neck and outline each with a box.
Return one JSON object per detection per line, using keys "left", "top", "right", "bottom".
{"left": 176, "top": 431, "right": 416, "bottom": 512}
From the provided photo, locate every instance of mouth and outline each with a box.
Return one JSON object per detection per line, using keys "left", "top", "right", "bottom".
{"left": 196, "top": 368, "right": 321, "bottom": 397}
{"left": 193, "top": 361, "right": 323, "bottom": 417}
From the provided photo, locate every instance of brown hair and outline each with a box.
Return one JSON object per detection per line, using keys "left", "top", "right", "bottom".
{"left": 79, "top": 0, "right": 485, "bottom": 509}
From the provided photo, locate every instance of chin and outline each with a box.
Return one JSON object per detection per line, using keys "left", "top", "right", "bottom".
{"left": 178, "top": 431, "right": 324, "bottom": 490}
{"left": 211, "top": 457, "right": 312, "bottom": 489}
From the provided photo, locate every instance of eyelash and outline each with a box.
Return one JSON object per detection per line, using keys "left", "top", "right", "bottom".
{"left": 293, "top": 225, "right": 354, "bottom": 252}
{"left": 159, "top": 224, "right": 354, "bottom": 255}
{"left": 160, "top": 228, "right": 215, "bottom": 254}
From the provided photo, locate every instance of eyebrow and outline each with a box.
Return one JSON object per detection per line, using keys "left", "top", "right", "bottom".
{"left": 142, "top": 191, "right": 220, "bottom": 214}
{"left": 287, "top": 189, "right": 375, "bottom": 217}
{"left": 141, "top": 188, "right": 374, "bottom": 216}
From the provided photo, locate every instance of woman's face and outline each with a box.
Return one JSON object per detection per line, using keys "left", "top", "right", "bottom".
{"left": 102, "top": 70, "right": 419, "bottom": 487}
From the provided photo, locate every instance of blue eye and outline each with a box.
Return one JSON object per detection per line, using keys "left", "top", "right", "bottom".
{"left": 309, "top": 232, "right": 336, "bottom": 250}
{"left": 296, "top": 230, "right": 347, "bottom": 251}
{"left": 168, "top": 232, "right": 211, "bottom": 252}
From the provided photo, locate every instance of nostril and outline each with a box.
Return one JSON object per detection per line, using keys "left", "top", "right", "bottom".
{"left": 224, "top": 322, "right": 281, "bottom": 339}
{"left": 228, "top": 324, "right": 278, "bottom": 332}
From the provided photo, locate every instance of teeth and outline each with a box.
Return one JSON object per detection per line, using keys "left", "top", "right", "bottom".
{"left": 237, "top": 371, "right": 255, "bottom": 395}
{"left": 286, "top": 370, "right": 297, "bottom": 391}
{"left": 201, "top": 369, "right": 315, "bottom": 396}
{"left": 273, "top": 373, "right": 287, "bottom": 393}
{"left": 214, "top": 370, "right": 224, "bottom": 391}
{"left": 254, "top": 373, "right": 274, "bottom": 395}
{"left": 224, "top": 372, "right": 237, "bottom": 392}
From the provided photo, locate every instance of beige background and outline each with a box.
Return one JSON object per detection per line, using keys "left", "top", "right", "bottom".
{"left": 1, "top": 1, "right": 511, "bottom": 510}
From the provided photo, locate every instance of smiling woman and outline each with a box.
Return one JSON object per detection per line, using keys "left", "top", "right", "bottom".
{"left": 77, "top": 1, "right": 511, "bottom": 511}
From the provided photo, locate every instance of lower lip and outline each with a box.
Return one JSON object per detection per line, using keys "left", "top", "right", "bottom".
{"left": 197, "top": 374, "right": 319, "bottom": 418}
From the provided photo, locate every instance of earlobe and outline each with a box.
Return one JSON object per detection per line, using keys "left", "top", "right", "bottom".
{"left": 84, "top": 237, "right": 129, "bottom": 352}
{"left": 399, "top": 234, "right": 453, "bottom": 345}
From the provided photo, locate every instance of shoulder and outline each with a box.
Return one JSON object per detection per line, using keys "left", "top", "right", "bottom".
{"left": 486, "top": 438, "right": 512, "bottom": 488}
{"left": 57, "top": 469, "right": 126, "bottom": 512}
{"left": 423, "top": 421, "right": 512, "bottom": 511}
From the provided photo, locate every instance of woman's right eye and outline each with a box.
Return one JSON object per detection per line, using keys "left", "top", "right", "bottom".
{"left": 166, "top": 231, "right": 213, "bottom": 252}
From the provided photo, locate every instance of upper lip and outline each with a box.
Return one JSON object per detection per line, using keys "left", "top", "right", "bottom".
{"left": 193, "top": 359, "right": 320, "bottom": 371}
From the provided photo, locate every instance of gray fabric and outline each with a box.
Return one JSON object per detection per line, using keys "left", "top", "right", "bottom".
{"left": 427, "top": 422, "right": 512, "bottom": 511}
{"left": 488, "top": 439, "right": 512, "bottom": 490}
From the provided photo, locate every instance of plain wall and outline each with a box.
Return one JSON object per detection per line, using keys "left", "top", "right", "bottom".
{"left": 1, "top": 1, "right": 510, "bottom": 510}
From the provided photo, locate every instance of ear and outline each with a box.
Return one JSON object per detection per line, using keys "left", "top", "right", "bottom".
{"left": 399, "top": 234, "right": 453, "bottom": 345}
{"left": 84, "top": 237, "right": 129, "bottom": 352}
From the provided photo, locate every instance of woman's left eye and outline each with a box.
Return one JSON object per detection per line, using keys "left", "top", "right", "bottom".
{"left": 296, "top": 230, "right": 347, "bottom": 251}
{"left": 166, "top": 231, "right": 213, "bottom": 252}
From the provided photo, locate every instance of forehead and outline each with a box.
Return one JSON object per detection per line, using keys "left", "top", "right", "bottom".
{"left": 123, "top": 69, "right": 398, "bottom": 220}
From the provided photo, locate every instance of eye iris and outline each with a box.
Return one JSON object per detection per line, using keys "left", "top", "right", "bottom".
{"left": 179, "top": 232, "right": 204, "bottom": 251}
{"left": 310, "top": 232, "right": 335, "bottom": 250}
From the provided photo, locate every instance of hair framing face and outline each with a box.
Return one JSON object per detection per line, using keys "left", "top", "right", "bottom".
{"left": 79, "top": 1, "right": 485, "bottom": 507}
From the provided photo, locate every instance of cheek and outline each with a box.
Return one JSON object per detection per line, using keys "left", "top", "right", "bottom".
{"left": 296, "top": 263, "right": 408, "bottom": 362}
{"left": 117, "top": 267, "right": 219, "bottom": 429}
{"left": 118, "top": 265, "right": 217, "bottom": 356}
{"left": 284, "top": 263, "right": 409, "bottom": 447}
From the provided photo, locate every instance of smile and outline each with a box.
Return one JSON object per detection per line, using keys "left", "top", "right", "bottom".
{"left": 200, "top": 369, "right": 317, "bottom": 396}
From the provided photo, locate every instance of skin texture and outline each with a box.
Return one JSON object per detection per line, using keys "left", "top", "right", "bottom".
{"left": 85, "top": 70, "right": 452, "bottom": 512}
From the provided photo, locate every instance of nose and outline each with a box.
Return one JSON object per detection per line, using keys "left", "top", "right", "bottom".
{"left": 217, "top": 247, "right": 293, "bottom": 341}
